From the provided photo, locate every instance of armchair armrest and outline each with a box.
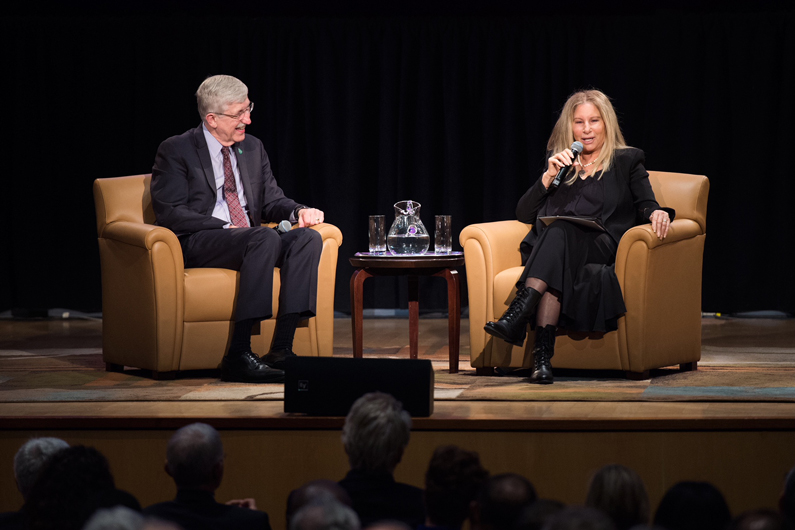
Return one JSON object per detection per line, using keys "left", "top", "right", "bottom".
{"left": 308, "top": 223, "right": 343, "bottom": 357}
{"left": 616, "top": 219, "right": 703, "bottom": 256}
{"left": 614, "top": 219, "right": 706, "bottom": 372}
{"left": 460, "top": 220, "right": 531, "bottom": 365}
{"left": 310, "top": 222, "right": 344, "bottom": 247}
{"left": 459, "top": 220, "right": 532, "bottom": 276}
{"left": 102, "top": 221, "right": 182, "bottom": 250}
{"left": 98, "top": 221, "right": 185, "bottom": 373}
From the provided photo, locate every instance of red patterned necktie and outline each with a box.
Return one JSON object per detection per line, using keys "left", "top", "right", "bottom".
{"left": 221, "top": 146, "right": 250, "bottom": 227}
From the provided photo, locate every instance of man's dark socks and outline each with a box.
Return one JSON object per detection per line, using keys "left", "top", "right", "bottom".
{"left": 271, "top": 313, "right": 300, "bottom": 351}
{"left": 228, "top": 318, "right": 256, "bottom": 357}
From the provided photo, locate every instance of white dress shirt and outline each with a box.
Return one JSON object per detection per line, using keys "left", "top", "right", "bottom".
{"left": 202, "top": 124, "right": 250, "bottom": 228}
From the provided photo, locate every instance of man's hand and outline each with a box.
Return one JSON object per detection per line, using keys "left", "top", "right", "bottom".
{"left": 297, "top": 208, "right": 325, "bottom": 227}
{"left": 225, "top": 498, "right": 258, "bottom": 510}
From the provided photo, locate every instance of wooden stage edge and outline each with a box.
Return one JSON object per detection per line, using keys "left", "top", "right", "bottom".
{"left": 3, "top": 400, "right": 795, "bottom": 431}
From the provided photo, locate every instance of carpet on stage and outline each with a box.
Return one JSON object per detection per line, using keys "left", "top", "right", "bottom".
{"left": 2, "top": 345, "right": 795, "bottom": 403}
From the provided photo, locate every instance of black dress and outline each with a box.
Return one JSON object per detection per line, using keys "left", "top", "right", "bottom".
{"left": 515, "top": 148, "right": 673, "bottom": 334}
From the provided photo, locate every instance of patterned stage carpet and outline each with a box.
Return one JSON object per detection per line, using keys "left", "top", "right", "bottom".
{"left": 1, "top": 317, "right": 794, "bottom": 403}
{"left": 2, "top": 349, "right": 795, "bottom": 403}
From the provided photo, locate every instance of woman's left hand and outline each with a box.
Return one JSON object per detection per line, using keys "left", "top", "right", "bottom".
{"left": 650, "top": 209, "right": 670, "bottom": 240}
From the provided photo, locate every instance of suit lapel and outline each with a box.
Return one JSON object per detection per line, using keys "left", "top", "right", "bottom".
{"left": 192, "top": 125, "right": 217, "bottom": 194}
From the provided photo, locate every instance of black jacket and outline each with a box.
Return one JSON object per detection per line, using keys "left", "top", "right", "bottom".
{"left": 339, "top": 470, "right": 425, "bottom": 528}
{"left": 516, "top": 147, "right": 675, "bottom": 250}
{"left": 144, "top": 489, "right": 271, "bottom": 530}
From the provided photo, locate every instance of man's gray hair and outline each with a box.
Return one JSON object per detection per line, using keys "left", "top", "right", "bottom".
{"left": 166, "top": 422, "right": 223, "bottom": 489}
{"left": 83, "top": 506, "right": 145, "bottom": 530}
{"left": 13, "top": 437, "right": 69, "bottom": 499}
{"left": 290, "top": 500, "right": 361, "bottom": 530}
{"left": 341, "top": 392, "right": 411, "bottom": 473}
{"left": 196, "top": 75, "right": 248, "bottom": 121}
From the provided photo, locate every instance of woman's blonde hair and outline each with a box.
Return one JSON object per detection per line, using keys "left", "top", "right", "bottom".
{"left": 547, "top": 89, "right": 627, "bottom": 181}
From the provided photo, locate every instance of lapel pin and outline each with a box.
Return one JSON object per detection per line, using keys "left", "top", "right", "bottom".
{"left": 238, "top": 148, "right": 243, "bottom": 154}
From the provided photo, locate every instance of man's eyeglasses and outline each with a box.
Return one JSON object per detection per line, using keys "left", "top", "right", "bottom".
{"left": 212, "top": 101, "right": 254, "bottom": 121}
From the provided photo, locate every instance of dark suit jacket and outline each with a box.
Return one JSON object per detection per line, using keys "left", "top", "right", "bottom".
{"left": 339, "top": 470, "right": 425, "bottom": 528}
{"left": 516, "top": 147, "right": 675, "bottom": 252}
{"left": 143, "top": 489, "right": 271, "bottom": 530}
{"left": 151, "top": 125, "right": 302, "bottom": 235}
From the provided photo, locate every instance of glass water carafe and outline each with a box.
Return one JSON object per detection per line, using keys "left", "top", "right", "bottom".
{"left": 387, "top": 200, "right": 429, "bottom": 255}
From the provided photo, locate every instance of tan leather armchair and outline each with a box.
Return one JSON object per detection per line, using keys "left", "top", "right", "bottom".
{"left": 460, "top": 171, "right": 709, "bottom": 379}
{"left": 94, "top": 174, "right": 343, "bottom": 379}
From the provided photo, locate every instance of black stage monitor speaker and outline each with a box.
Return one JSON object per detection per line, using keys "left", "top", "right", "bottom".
{"left": 284, "top": 357, "right": 434, "bottom": 417}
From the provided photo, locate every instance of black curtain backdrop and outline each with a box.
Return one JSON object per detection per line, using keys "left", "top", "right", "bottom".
{"left": 2, "top": 2, "right": 793, "bottom": 316}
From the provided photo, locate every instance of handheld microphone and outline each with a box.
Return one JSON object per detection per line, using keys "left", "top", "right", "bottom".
{"left": 275, "top": 220, "right": 292, "bottom": 234}
{"left": 548, "top": 141, "right": 584, "bottom": 190}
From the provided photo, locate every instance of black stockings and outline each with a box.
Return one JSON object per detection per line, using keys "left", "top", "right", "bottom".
{"left": 524, "top": 277, "right": 561, "bottom": 328}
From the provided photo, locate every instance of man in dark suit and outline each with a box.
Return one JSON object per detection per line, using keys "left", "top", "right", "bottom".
{"left": 144, "top": 423, "right": 272, "bottom": 530}
{"left": 151, "top": 75, "right": 325, "bottom": 383}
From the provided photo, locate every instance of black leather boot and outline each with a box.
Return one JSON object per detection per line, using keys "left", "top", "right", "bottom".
{"left": 484, "top": 287, "right": 543, "bottom": 347}
{"left": 528, "top": 325, "right": 556, "bottom": 384}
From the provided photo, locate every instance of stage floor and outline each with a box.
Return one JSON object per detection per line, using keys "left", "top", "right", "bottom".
{"left": 1, "top": 315, "right": 794, "bottom": 429}
{"left": 2, "top": 316, "right": 795, "bottom": 522}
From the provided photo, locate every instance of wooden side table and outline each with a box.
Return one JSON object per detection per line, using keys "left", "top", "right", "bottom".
{"left": 349, "top": 252, "right": 465, "bottom": 373}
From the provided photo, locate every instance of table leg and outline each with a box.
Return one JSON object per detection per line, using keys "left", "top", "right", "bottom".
{"left": 350, "top": 268, "right": 373, "bottom": 358}
{"left": 435, "top": 268, "right": 461, "bottom": 373}
{"left": 408, "top": 275, "right": 419, "bottom": 359}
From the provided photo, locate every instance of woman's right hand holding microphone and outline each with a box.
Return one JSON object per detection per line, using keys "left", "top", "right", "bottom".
{"left": 542, "top": 149, "right": 579, "bottom": 189}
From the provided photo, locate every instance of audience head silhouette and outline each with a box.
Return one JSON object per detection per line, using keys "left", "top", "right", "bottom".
{"left": 424, "top": 444, "right": 489, "bottom": 529}
{"left": 728, "top": 509, "right": 785, "bottom": 530}
{"left": 288, "top": 480, "right": 353, "bottom": 528}
{"left": 514, "top": 498, "right": 566, "bottom": 530}
{"left": 342, "top": 392, "right": 411, "bottom": 474}
{"left": 13, "top": 437, "right": 69, "bottom": 501}
{"left": 780, "top": 466, "right": 795, "bottom": 528}
{"left": 83, "top": 506, "right": 144, "bottom": 530}
{"left": 23, "top": 445, "right": 118, "bottom": 530}
{"left": 475, "top": 473, "right": 537, "bottom": 530}
{"left": 144, "top": 422, "right": 271, "bottom": 529}
{"left": 365, "top": 522, "right": 413, "bottom": 530}
{"left": 653, "top": 481, "right": 731, "bottom": 530}
{"left": 165, "top": 422, "right": 224, "bottom": 491}
{"left": 84, "top": 506, "right": 181, "bottom": 530}
{"left": 542, "top": 506, "right": 617, "bottom": 530}
{"left": 290, "top": 499, "right": 360, "bottom": 530}
{"left": 338, "top": 393, "right": 425, "bottom": 528}
{"left": 585, "top": 464, "right": 649, "bottom": 530}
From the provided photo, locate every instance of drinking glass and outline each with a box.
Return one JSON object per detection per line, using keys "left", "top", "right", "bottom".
{"left": 435, "top": 215, "right": 452, "bottom": 254}
{"left": 368, "top": 215, "right": 386, "bottom": 254}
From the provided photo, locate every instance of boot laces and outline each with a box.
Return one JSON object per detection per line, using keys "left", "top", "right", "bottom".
{"left": 502, "top": 289, "right": 529, "bottom": 320}
{"left": 534, "top": 348, "right": 551, "bottom": 369}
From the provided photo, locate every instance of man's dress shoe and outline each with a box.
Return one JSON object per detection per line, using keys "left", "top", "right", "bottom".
{"left": 221, "top": 351, "right": 285, "bottom": 383}
{"left": 260, "top": 348, "right": 298, "bottom": 371}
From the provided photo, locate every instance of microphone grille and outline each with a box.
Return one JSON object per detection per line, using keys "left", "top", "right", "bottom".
{"left": 571, "top": 141, "right": 584, "bottom": 155}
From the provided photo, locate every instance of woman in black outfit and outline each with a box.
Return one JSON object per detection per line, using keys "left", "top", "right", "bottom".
{"left": 484, "top": 89, "right": 674, "bottom": 385}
